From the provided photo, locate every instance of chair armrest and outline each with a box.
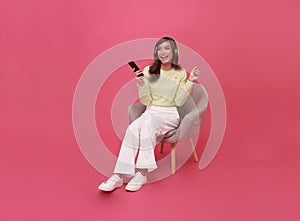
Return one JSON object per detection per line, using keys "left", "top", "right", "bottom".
{"left": 128, "top": 103, "right": 146, "bottom": 123}
{"left": 177, "top": 111, "right": 201, "bottom": 140}
{"left": 163, "top": 84, "right": 209, "bottom": 143}
{"left": 163, "top": 111, "right": 200, "bottom": 143}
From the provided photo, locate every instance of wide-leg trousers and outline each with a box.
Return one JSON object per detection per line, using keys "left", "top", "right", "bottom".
{"left": 113, "top": 105, "right": 180, "bottom": 175}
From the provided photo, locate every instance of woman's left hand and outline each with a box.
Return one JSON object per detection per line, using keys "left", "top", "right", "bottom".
{"left": 189, "top": 67, "right": 200, "bottom": 81}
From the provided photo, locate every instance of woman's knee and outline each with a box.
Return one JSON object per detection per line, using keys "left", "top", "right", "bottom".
{"left": 127, "top": 121, "right": 140, "bottom": 134}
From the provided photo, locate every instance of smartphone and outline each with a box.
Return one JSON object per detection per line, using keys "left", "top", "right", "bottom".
{"left": 128, "top": 61, "right": 144, "bottom": 77}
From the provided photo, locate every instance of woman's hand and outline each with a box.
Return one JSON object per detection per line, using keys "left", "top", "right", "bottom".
{"left": 133, "top": 69, "right": 144, "bottom": 85}
{"left": 189, "top": 67, "right": 200, "bottom": 81}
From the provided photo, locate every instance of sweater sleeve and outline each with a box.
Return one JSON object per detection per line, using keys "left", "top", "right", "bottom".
{"left": 173, "top": 70, "right": 194, "bottom": 106}
{"left": 137, "top": 66, "right": 152, "bottom": 105}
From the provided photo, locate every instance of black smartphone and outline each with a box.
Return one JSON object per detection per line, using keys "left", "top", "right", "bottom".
{"left": 128, "top": 61, "right": 144, "bottom": 77}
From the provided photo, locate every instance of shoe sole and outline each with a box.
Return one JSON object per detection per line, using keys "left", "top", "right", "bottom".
{"left": 125, "top": 184, "right": 144, "bottom": 192}
{"left": 98, "top": 183, "right": 123, "bottom": 192}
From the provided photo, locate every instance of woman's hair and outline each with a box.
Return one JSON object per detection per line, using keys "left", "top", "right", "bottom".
{"left": 149, "top": 37, "right": 182, "bottom": 82}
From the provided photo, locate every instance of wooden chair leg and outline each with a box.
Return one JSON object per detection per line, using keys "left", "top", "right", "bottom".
{"left": 160, "top": 142, "right": 164, "bottom": 153}
{"left": 189, "top": 137, "right": 199, "bottom": 162}
{"left": 171, "top": 143, "right": 176, "bottom": 175}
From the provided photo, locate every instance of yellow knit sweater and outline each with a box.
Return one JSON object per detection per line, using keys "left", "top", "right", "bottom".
{"left": 137, "top": 66, "right": 194, "bottom": 107}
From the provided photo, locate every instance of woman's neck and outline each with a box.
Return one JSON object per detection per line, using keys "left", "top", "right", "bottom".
{"left": 161, "top": 63, "right": 172, "bottom": 71}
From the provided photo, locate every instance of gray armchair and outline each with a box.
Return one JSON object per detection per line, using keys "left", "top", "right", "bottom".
{"left": 128, "top": 84, "right": 209, "bottom": 174}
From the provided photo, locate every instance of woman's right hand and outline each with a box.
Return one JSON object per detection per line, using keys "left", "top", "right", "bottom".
{"left": 133, "top": 69, "right": 144, "bottom": 85}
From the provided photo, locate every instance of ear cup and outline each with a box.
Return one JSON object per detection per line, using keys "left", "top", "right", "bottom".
{"left": 176, "top": 45, "right": 180, "bottom": 55}
{"left": 168, "top": 37, "right": 179, "bottom": 56}
{"left": 174, "top": 47, "right": 180, "bottom": 56}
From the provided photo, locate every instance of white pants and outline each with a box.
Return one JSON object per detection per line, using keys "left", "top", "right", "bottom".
{"left": 113, "top": 105, "right": 180, "bottom": 175}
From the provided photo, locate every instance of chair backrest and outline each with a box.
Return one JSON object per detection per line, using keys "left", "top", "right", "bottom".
{"left": 177, "top": 84, "right": 209, "bottom": 124}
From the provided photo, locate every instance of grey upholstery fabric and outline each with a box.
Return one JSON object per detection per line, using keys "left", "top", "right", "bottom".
{"left": 128, "top": 84, "right": 209, "bottom": 144}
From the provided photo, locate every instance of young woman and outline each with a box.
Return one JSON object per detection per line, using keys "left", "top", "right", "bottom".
{"left": 98, "top": 37, "right": 200, "bottom": 192}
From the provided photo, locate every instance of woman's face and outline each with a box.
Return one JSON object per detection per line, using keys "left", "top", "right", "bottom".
{"left": 156, "top": 41, "right": 173, "bottom": 64}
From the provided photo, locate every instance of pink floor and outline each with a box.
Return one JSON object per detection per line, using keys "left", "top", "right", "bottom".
{"left": 1, "top": 0, "right": 300, "bottom": 220}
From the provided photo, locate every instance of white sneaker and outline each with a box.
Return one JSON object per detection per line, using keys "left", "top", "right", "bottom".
{"left": 125, "top": 171, "right": 147, "bottom": 192}
{"left": 98, "top": 174, "right": 123, "bottom": 191}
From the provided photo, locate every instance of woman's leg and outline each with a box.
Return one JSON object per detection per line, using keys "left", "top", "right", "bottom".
{"left": 125, "top": 107, "right": 179, "bottom": 191}
{"left": 99, "top": 113, "right": 151, "bottom": 191}
{"left": 135, "top": 107, "right": 180, "bottom": 171}
{"left": 113, "top": 112, "right": 152, "bottom": 175}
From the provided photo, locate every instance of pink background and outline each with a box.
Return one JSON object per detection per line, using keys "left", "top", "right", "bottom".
{"left": 1, "top": 0, "right": 300, "bottom": 220}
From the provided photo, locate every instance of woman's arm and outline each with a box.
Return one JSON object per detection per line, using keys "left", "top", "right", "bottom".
{"left": 174, "top": 67, "right": 200, "bottom": 106}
